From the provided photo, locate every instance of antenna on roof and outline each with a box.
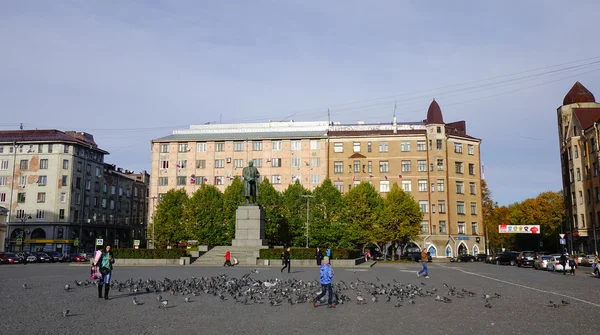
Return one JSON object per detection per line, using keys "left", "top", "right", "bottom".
{"left": 393, "top": 101, "right": 397, "bottom": 118}
{"left": 328, "top": 109, "right": 331, "bottom": 125}
{"left": 20, "top": 123, "right": 23, "bottom": 130}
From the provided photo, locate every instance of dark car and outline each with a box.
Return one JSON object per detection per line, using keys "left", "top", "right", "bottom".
{"left": 517, "top": 251, "right": 537, "bottom": 267}
{"left": 476, "top": 253, "right": 488, "bottom": 262}
{"left": 70, "top": 253, "right": 88, "bottom": 262}
{"left": 402, "top": 251, "right": 422, "bottom": 262}
{"left": 494, "top": 251, "right": 519, "bottom": 265}
{"left": 451, "top": 254, "right": 476, "bottom": 262}
{"left": 45, "top": 251, "right": 65, "bottom": 262}
{"left": 35, "top": 252, "right": 52, "bottom": 263}
{"left": 0, "top": 252, "right": 23, "bottom": 264}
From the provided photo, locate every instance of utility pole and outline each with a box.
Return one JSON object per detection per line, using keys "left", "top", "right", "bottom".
{"left": 301, "top": 195, "right": 315, "bottom": 248}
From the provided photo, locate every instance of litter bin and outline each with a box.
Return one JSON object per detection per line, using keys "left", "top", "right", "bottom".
{"left": 263, "top": 259, "right": 270, "bottom": 266}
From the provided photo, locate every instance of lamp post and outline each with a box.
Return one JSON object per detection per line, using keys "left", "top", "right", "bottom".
{"left": 19, "top": 214, "right": 32, "bottom": 252}
{"left": 147, "top": 196, "right": 157, "bottom": 249}
{"left": 300, "top": 195, "right": 315, "bottom": 248}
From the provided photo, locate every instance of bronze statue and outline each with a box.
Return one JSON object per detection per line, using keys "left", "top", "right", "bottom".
{"left": 242, "top": 161, "right": 260, "bottom": 204}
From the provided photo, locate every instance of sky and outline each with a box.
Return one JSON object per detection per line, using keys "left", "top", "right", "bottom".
{"left": 1, "top": 0, "right": 600, "bottom": 206}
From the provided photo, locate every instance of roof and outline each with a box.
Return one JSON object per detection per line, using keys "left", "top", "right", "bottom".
{"left": 154, "top": 130, "right": 328, "bottom": 142}
{"left": 573, "top": 108, "right": 600, "bottom": 130}
{"left": 563, "top": 82, "right": 595, "bottom": 105}
{"left": 426, "top": 99, "right": 444, "bottom": 124}
{"left": 0, "top": 129, "right": 109, "bottom": 154}
{"left": 328, "top": 129, "right": 427, "bottom": 137}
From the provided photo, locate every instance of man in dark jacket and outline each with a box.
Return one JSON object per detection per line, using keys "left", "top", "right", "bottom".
{"left": 316, "top": 248, "right": 323, "bottom": 266}
{"left": 559, "top": 252, "right": 568, "bottom": 275}
{"left": 281, "top": 248, "right": 291, "bottom": 273}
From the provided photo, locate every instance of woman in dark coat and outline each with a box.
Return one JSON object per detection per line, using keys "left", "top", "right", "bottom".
{"left": 316, "top": 248, "right": 323, "bottom": 266}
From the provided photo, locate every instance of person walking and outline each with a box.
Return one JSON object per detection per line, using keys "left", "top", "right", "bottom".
{"left": 93, "top": 246, "right": 104, "bottom": 298}
{"left": 559, "top": 252, "right": 568, "bottom": 275}
{"left": 281, "top": 248, "right": 291, "bottom": 273}
{"left": 417, "top": 249, "right": 430, "bottom": 279}
{"left": 99, "top": 245, "right": 115, "bottom": 300}
{"left": 224, "top": 250, "right": 233, "bottom": 266}
{"left": 568, "top": 255, "right": 576, "bottom": 275}
{"left": 316, "top": 248, "right": 323, "bottom": 266}
{"left": 313, "top": 256, "right": 335, "bottom": 308}
{"left": 326, "top": 248, "right": 332, "bottom": 265}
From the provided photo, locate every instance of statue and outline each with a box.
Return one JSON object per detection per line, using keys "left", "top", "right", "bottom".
{"left": 242, "top": 161, "right": 260, "bottom": 204}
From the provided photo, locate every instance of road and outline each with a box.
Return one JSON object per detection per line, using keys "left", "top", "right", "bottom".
{"left": 0, "top": 261, "right": 598, "bottom": 335}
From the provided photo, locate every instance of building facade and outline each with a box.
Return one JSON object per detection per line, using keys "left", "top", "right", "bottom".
{"left": 151, "top": 101, "right": 484, "bottom": 257}
{"left": 0, "top": 130, "right": 149, "bottom": 254}
{"left": 557, "top": 81, "right": 600, "bottom": 254}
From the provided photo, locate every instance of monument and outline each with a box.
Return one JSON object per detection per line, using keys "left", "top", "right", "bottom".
{"left": 232, "top": 162, "right": 268, "bottom": 247}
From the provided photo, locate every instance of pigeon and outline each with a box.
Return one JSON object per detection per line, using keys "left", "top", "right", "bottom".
{"left": 251, "top": 269, "right": 260, "bottom": 274}
{"left": 394, "top": 301, "right": 402, "bottom": 307}
{"left": 561, "top": 300, "right": 570, "bottom": 306}
{"left": 159, "top": 300, "right": 168, "bottom": 309}
{"left": 485, "top": 302, "right": 492, "bottom": 308}
{"left": 62, "top": 310, "right": 70, "bottom": 317}
{"left": 184, "top": 297, "right": 191, "bottom": 303}
{"left": 356, "top": 295, "right": 366, "bottom": 305}
{"left": 64, "top": 284, "right": 71, "bottom": 291}
{"left": 156, "top": 295, "right": 162, "bottom": 301}
{"left": 22, "top": 283, "right": 27, "bottom": 289}
{"left": 133, "top": 297, "right": 141, "bottom": 306}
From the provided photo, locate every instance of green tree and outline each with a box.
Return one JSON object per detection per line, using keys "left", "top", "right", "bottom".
{"left": 340, "top": 181, "right": 383, "bottom": 249}
{"left": 377, "top": 183, "right": 422, "bottom": 253}
{"left": 152, "top": 189, "right": 189, "bottom": 247}
{"left": 257, "top": 179, "right": 284, "bottom": 245}
{"left": 282, "top": 180, "right": 311, "bottom": 247}
{"left": 222, "top": 177, "right": 245, "bottom": 243}
{"left": 310, "top": 178, "right": 343, "bottom": 248}
{"left": 183, "top": 185, "right": 225, "bottom": 246}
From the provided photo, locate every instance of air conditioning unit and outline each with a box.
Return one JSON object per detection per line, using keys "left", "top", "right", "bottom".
{"left": 226, "top": 157, "right": 231, "bottom": 163}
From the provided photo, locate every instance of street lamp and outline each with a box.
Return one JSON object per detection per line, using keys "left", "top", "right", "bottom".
{"left": 300, "top": 195, "right": 315, "bottom": 248}
{"left": 17, "top": 214, "right": 32, "bottom": 252}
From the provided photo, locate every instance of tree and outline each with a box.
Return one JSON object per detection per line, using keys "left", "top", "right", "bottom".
{"left": 152, "top": 189, "right": 189, "bottom": 247}
{"left": 310, "top": 178, "right": 344, "bottom": 248}
{"left": 258, "top": 179, "right": 284, "bottom": 245}
{"left": 222, "top": 177, "right": 245, "bottom": 243}
{"left": 377, "top": 183, "right": 422, "bottom": 253}
{"left": 183, "top": 185, "right": 225, "bottom": 246}
{"left": 339, "top": 181, "right": 383, "bottom": 249}
{"left": 281, "top": 181, "right": 311, "bottom": 247}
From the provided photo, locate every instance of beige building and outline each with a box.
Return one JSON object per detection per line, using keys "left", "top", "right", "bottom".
{"left": 557, "top": 81, "right": 600, "bottom": 254}
{"left": 328, "top": 100, "right": 483, "bottom": 257}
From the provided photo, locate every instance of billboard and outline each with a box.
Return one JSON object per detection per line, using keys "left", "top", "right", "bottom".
{"left": 499, "top": 225, "right": 540, "bottom": 234}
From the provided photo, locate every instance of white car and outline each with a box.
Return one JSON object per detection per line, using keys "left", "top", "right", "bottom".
{"left": 533, "top": 255, "right": 552, "bottom": 270}
{"left": 546, "top": 255, "right": 572, "bottom": 272}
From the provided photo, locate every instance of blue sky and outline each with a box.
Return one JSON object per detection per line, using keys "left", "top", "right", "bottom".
{"left": 1, "top": 1, "right": 600, "bottom": 205}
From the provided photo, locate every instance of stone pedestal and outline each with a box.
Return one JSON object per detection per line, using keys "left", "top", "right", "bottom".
{"left": 232, "top": 205, "right": 268, "bottom": 247}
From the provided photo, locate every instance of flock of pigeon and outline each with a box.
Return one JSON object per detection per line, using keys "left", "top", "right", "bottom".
{"left": 21, "top": 269, "right": 571, "bottom": 317}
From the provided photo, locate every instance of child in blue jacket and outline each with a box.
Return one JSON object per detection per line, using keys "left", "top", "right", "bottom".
{"left": 313, "top": 256, "right": 335, "bottom": 308}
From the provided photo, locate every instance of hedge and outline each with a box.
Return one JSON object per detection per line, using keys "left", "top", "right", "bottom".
{"left": 259, "top": 248, "right": 361, "bottom": 260}
{"left": 112, "top": 248, "right": 187, "bottom": 259}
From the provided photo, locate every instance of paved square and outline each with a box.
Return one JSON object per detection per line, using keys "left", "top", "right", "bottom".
{"left": 1, "top": 261, "right": 598, "bottom": 335}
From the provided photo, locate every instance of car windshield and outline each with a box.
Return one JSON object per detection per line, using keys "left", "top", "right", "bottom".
{"left": 523, "top": 252, "right": 536, "bottom": 257}
{"left": 38, "top": 253, "right": 49, "bottom": 256}
{"left": 7, "top": 253, "right": 18, "bottom": 257}
{"left": 541, "top": 256, "right": 551, "bottom": 260}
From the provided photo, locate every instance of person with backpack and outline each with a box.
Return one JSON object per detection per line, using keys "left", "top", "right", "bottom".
{"left": 99, "top": 245, "right": 115, "bottom": 300}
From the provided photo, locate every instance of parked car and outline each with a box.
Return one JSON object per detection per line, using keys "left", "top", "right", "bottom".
{"left": 476, "top": 253, "right": 488, "bottom": 262}
{"left": 402, "top": 251, "right": 422, "bottom": 262}
{"left": 45, "top": 251, "right": 66, "bottom": 262}
{"left": 494, "top": 252, "right": 519, "bottom": 265}
{"left": 35, "top": 252, "right": 53, "bottom": 263}
{"left": 546, "top": 255, "right": 572, "bottom": 272}
{"left": 580, "top": 255, "right": 596, "bottom": 267}
{"left": 533, "top": 255, "right": 552, "bottom": 270}
{"left": 23, "top": 253, "right": 37, "bottom": 263}
{"left": 70, "top": 253, "right": 88, "bottom": 262}
{"left": 0, "top": 252, "right": 23, "bottom": 264}
{"left": 452, "top": 254, "right": 476, "bottom": 262}
{"left": 517, "top": 251, "right": 537, "bottom": 267}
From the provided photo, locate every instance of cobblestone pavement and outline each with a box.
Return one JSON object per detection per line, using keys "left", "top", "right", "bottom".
{"left": 0, "top": 261, "right": 598, "bottom": 335}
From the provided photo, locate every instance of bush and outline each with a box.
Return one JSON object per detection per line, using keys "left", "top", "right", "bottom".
{"left": 112, "top": 248, "right": 187, "bottom": 259}
{"left": 259, "top": 248, "right": 361, "bottom": 260}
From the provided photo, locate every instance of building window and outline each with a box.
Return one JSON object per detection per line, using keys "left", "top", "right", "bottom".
{"left": 17, "top": 192, "right": 26, "bottom": 203}
{"left": 334, "top": 161, "right": 343, "bottom": 173}
{"left": 177, "top": 176, "right": 186, "bottom": 186}
{"left": 367, "top": 142, "right": 372, "bottom": 153}
{"left": 417, "top": 141, "right": 426, "bottom": 152}
{"left": 458, "top": 222, "right": 466, "bottom": 234}
{"left": 271, "top": 158, "right": 282, "bottom": 167}
{"left": 307, "top": 158, "right": 319, "bottom": 168}
{"left": 380, "top": 181, "right": 390, "bottom": 193}
{"left": 252, "top": 158, "right": 263, "bottom": 167}
{"left": 401, "top": 141, "right": 411, "bottom": 152}
{"left": 470, "top": 182, "right": 476, "bottom": 195}
{"left": 438, "top": 200, "right": 446, "bottom": 213}
{"left": 401, "top": 180, "right": 411, "bottom": 192}
{"left": 215, "top": 159, "right": 225, "bottom": 168}
{"left": 86, "top": 180, "right": 91, "bottom": 190}
{"left": 455, "top": 162, "right": 464, "bottom": 174}
{"left": 231, "top": 141, "right": 243, "bottom": 152}
{"left": 101, "top": 199, "right": 107, "bottom": 208}
{"left": 0, "top": 176, "right": 6, "bottom": 186}
{"left": 468, "top": 144, "right": 474, "bottom": 155}
{"left": 310, "top": 140, "right": 320, "bottom": 150}
{"left": 63, "top": 144, "right": 69, "bottom": 153}
{"left": 20, "top": 159, "right": 29, "bottom": 170}
{"left": 48, "top": 144, "right": 53, "bottom": 153}
{"left": 379, "top": 142, "right": 388, "bottom": 152}
{"left": 353, "top": 142, "right": 361, "bottom": 152}
{"left": 310, "top": 174, "right": 320, "bottom": 185}
{"left": 253, "top": 141, "right": 263, "bottom": 151}
{"left": 234, "top": 159, "right": 244, "bottom": 168}
{"left": 437, "top": 179, "right": 445, "bottom": 192}
{"left": 417, "top": 160, "right": 427, "bottom": 172}
{"left": 18, "top": 176, "right": 27, "bottom": 187}
{"left": 159, "top": 177, "right": 168, "bottom": 186}
{"left": 574, "top": 145, "right": 579, "bottom": 158}
{"left": 471, "top": 222, "right": 478, "bottom": 235}
{"left": 579, "top": 191, "right": 583, "bottom": 204}
{"left": 62, "top": 175, "right": 68, "bottom": 186}
{"left": 401, "top": 160, "right": 411, "bottom": 172}
{"left": 418, "top": 179, "right": 427, "bottom": 192}
{"left": 37, "top": 192, "right": 46, "bottom": 203}
{"left": 366, "top": 161, "right": 371, "bottom": 173}
{"left": 272, "top": 140, "right": 282, "bottom": 151}
{"left": 436, "top": 139, "right": 443, "bottom": 150}
{"left": 271, "top": 175, "right": 282, "bottom": 184}
{"left": 437, "top": 159, "right": 444, "bottom": 171}
{"left": 334, "top": 181, "right": 344, "bottom": 193}
{"left": 420, "top": 221, "right": 429, "bottom": 233}
{"left": 197, "top": 143, "right": 206, "bottom": 152}
{"left": 39, "top": 159, "right": 48, "bottom": 169}
{"left": 289, "top": 140, "right": 301, "bottom": 151}
{"left": 60, "top": 192, "right": 66, "bottom": 203}
{"left": 379, "top": 161, "right": 389, "bottom": 173}
{"left": 456, "top": 181, "right": 464, "bottom": 194}
{"left": 454, "top": 143, "right": 463, "bottom": 153}
{"left": 177, "top": 160, "right": 187, "bottom": 169}
{"left": 419, "top": 200, "right": 429, "bottom": 213}
{"left": 568, "top": 147, "right": 573, "bottom": 160}
{"left": 333, "top": 143, "right": 343, "bottom": 153}
{"left": 35, "top": 175, "right": 46, "bottom": 186}
{"left": 471, "top": 202, "right": 477, "bottom": 215}
{"left": 457, "top": 201, "right": 465, "bottom": 214}
{"left": 215, "top": 142, "right": 225, "bottom": 152}
{"left": 160, "top": 160, "right": 169, "bottom": 169}
{"left": 34, "top": 209, "right": 44, "bottom": 219}
{"left": 439, "top": 221, "right": 446, "bottom": 233}
{"left": 195, "top": 160, "right": 205, "bottom": 169}
{"left": 178, "top": 143, "right": 188, "bottom": 152}
{"left": 289, "top": 157, "right": 300, "bottom": 168}
{"left": 160, "top": 144, "right": 169, "bottom": 153}
{"left": 215, "top": 176, "right": 224, "bottom": 185}
{"left": 577, "top": 168, "right": 581, "bottom": 181}
{"left": 353, "top": 160, "right": 360, "bottom": 173}
{"left": 468, "top": 163, "right": 475, "bottom": 175}
{"left": 103, "top": 184, "right": 107, "bottom": 193}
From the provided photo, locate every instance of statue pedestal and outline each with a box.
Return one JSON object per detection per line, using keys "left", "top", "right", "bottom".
{"left": 232, "top": 205, "right": 268, "bottom": 247}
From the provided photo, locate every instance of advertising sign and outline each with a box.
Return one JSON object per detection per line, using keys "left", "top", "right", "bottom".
{"left": 499, "top": 225, "right": 540, "bottom": 234}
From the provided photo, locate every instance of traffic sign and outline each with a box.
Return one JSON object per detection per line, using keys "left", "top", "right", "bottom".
{"left": 73, "top": 239, "right": 79, "bottom": 247}
{"left": 559, "top": 234, "right": 565, "bottom": 239}
{"left": 16, "top": 238, "right": 22, "bottom": 245}
{"left": 96, "top": 238, "right": 104, "bottom": 246}
{"left": 559, "top": 238, "right": 566, "bottom": 245}
{"left": 134, "top": 240, "right": 140, "bottom": 246}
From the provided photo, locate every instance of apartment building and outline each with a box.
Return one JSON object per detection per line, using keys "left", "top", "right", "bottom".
{"left": 0, "top": 130, "right": 149, "bottom": 253}
{"left": 557, "top": 81, "right": 600, "bottom": 254}
{"left": 328, "top": 100, "right": 483, "bottom": 257}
